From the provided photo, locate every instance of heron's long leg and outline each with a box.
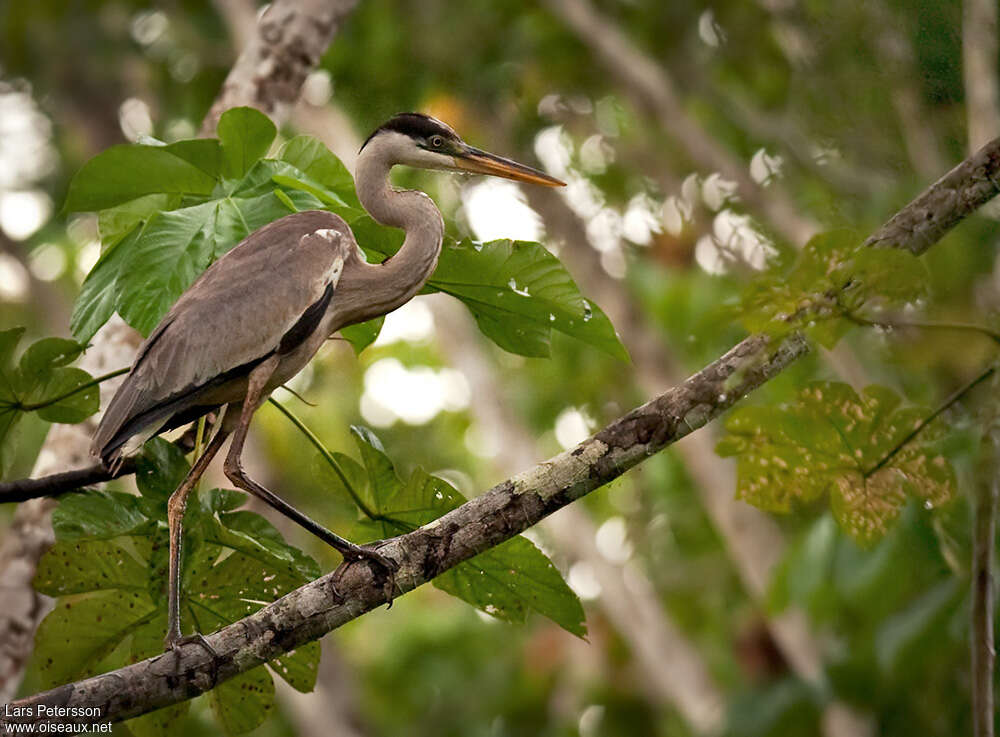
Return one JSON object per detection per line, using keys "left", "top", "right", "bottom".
{"left": 165, "top": 427, "right": 230, "bottom": 650}
{"left": 223, "top": 357, "right": 397, "bottom": 571}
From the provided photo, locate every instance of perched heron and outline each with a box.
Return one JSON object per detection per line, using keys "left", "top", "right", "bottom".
{"left": 92, "top": 113, "right": 565, "bottom": 651}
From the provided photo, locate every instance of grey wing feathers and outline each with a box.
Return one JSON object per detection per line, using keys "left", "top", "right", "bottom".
{"left": 92, "top": 211, "right": 351, "bottom": 466}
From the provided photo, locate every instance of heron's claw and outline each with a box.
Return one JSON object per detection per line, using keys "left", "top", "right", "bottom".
{"left": 334, "top": 542, "right": 399, "bottom": 606}
{"left": 165, "top": 632, "right": 223, "bottom": 684}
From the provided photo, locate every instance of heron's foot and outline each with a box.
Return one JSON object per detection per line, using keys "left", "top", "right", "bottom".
{"left": 334, "top": 541, "right": 399, "bottom": 606}
{"left": 165, "top": 631, "right": 224, "bottom": 683}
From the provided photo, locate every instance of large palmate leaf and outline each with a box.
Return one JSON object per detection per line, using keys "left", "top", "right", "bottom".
{"left": 0, "top": 329, "right": 98, "bottom": 478}
{"left": 312, "top": 426, "right": 587, "bottom": 637}
{"left": 33, "top": 439, "right": 322, "bottom": 736}
{"left": 717, "top": 382, "right": 956, "bottom": 544}
{"left": 741, "top": 229, "right": 929, "bottom": 348}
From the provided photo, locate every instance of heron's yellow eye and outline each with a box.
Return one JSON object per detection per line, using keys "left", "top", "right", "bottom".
{"left": 430, "top": 135, "right": 444, "bottom": 148}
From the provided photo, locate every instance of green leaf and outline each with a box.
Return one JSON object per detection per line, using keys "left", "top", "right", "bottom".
{"left": 134, "top": 438, "right": 191, "bottom": 502}
{"left": 52, "top": 489, "right": 150, "bottom": 540}
{"left": 19, "top": 337, "right": 85, "bottom": 373}
{"left": 435, "top": 534, "right": 588, "bottom": 638}
{"left": 718, "top": 382, "right": 956, "bottom": 544}
{"left": 34, "top": 538, "right": 151, "bottom": 595}
{"left": 279, "top": 135, "right": 360, "bottom": 207}
{"left": 208, "top": 665, "right": 275, "bottom": 735}
{"left": 64, "top": 144, "right": 218, "bottom": 212}
{"left": 0, "top": 332, "right": 98, "bottom": 477}
{"left": 351, "top": 216, "right": 627, "bottom": 360}
{"left": 70, "top": 228, "right": 140, "bottom": 343}
{"left": 125, "top": 704, "right": 190, "bottom": 737}
{"left": 741, "top": 229, "right": 928, "bottom": 348}
{"left": 268, "top": 640, "right": 321, "bottom": 693}
{"left": 35, "top": 472, "right": 321, "bottom": 730}
{"left": 217, "top": 107, "right": 277, "bottom": 180}
{"left": 0, "top": 328, "right": 26, "bottom": 478}
{"left": 338, "top": 426, "right": 586, "bottom": 635}
{"left": 340, "top": 317, "right": 384, "bottom": 354}
{"left": 114, "top": 201, "right": 218, "bottom": 336}
{"left": 33, "top": 590, "right": 157, "bottom": 687}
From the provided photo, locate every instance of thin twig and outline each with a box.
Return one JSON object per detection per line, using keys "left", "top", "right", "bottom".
{"left": 972, "top": 428, "right": 999, "bottom": 737}
{"left": 265, "top": 398, "right": 375, "bottom": 519}
{"left": 845, "top": 312, "right": 1000, "bottom": 345}
{"left": 18, "top": 367, "right": 130, "bottom": 411}
{"left": 864, "top": 365, "right": 997, "bottom": 478}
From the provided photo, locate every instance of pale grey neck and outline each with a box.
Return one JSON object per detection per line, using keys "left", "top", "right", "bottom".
{"left": 349, "top": 137, "right": 444, "bottom": 319}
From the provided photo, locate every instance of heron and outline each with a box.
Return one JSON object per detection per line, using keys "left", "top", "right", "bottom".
{"left": 91, "top": 112, "right": 565, "bottom": 651}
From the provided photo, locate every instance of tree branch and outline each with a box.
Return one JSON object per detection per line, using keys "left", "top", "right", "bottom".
{"left": 200, "top": 0, "right": 359, "bottom": 135}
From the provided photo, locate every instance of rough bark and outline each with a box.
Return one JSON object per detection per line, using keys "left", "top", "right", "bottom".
{"left": 6, "top": 132, "right": 1000, "bottom": 730}
{"left": 200, "top": 0, "right": 359, "bottom": 136}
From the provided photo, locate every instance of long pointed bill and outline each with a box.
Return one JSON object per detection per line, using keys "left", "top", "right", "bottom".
{"left": 453, "top": 146, "right": 565, "bottom": 187}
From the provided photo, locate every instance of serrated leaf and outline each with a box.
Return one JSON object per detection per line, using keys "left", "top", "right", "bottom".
{"left": 340, "top": 317, "right": 384, "bottom": 354}
{"left": 718, "top": 382, "right": 956, "bottom": 544}
{"left": 208, "top": 665, "right": 275, "bottom": 735}
{"left": 217, "top": 107, "right": 277, "bottom": 180}
{"left": 740, "top": 229, "right": 928, "bottom": 348}
{"left": 64, "top": 144, "right": 218, "bottom": 213}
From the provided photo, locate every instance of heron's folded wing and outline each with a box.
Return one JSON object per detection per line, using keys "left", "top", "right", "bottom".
{"left": 94, "top": 211, "right": 351, "bottom": 460}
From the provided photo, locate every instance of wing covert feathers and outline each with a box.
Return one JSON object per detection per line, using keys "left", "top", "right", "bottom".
{"left": 92, "top": 211, "right": 351, "bottom": 467}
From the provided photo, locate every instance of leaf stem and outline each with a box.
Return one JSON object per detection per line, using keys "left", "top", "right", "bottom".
{"left": 845, "top": 312, "right": 1000, "bottom": 345}
{"left": 863, "top": 364, "right": 996, "bottom": 478}
{"left": 266, "top": 398, "right": 377, "bottom": 520}
{"left": 19, "top": 367, "right": 130, "bottom": 412}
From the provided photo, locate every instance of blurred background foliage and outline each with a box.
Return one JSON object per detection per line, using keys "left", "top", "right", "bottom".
{"left": 2, "top": 0, "right": 999, "bottom": 735}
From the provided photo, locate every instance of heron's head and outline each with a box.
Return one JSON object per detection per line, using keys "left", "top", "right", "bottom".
{"left": 360, "top": 112, "right": 565, "bottom": 187}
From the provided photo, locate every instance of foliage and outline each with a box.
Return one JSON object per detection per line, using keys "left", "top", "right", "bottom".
{"left": 312, "top": 425, "right": 587, "bottom": 637}
{"left": 34, "top": 439, "right": 321, "bottom": 735}
{"left": 717, "top": 382, "right": 956, "bottom": 545}
{"left": 740, "top": 230, "right": 929, "bottom": 348}
{"left": 0, "top": 328, "right": 97, "bottom": 478}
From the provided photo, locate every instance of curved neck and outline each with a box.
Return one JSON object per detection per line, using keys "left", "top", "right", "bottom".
{"left": 350, "top": 138, "right": 444, "bottom": 320}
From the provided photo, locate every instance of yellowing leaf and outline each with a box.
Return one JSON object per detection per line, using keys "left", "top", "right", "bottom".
{"left": 718, "top": 382, "right": 955, "bottom": 544}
